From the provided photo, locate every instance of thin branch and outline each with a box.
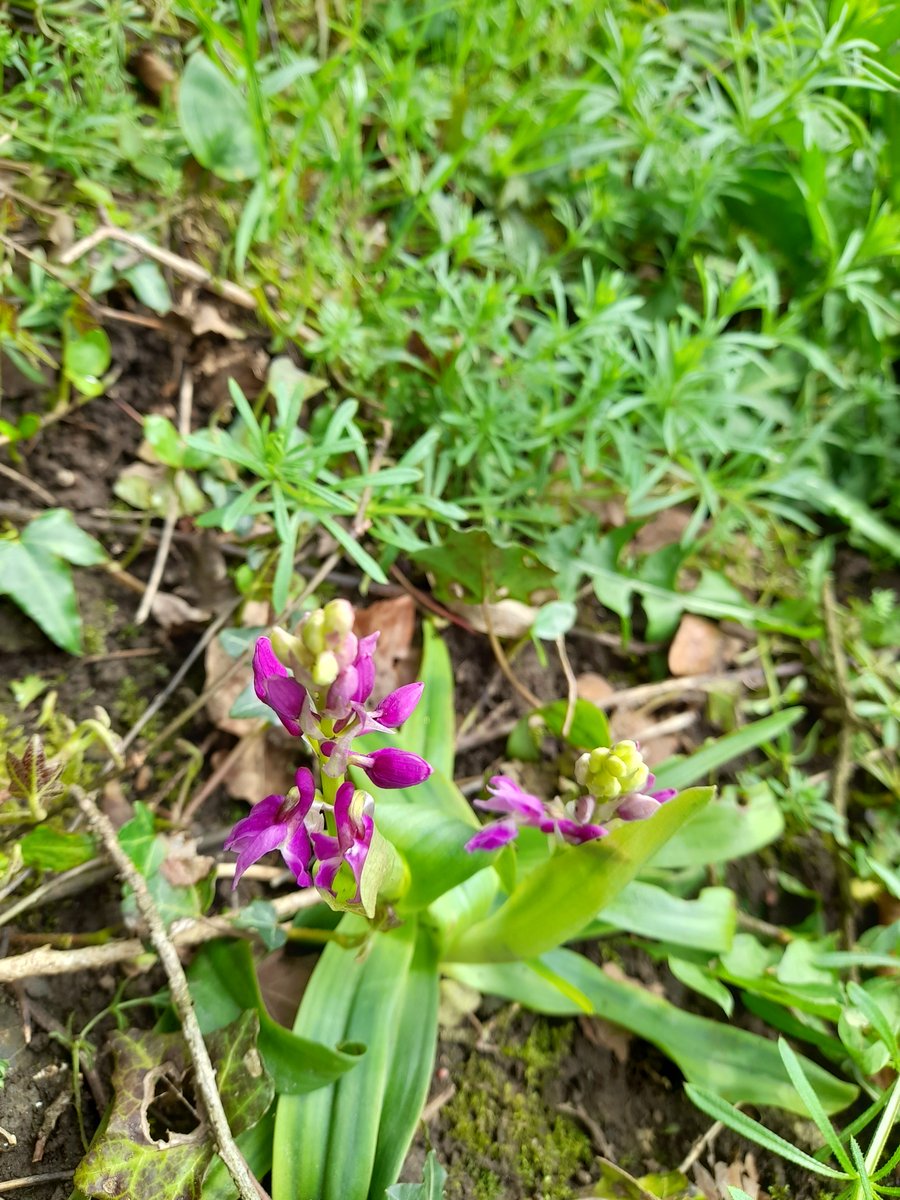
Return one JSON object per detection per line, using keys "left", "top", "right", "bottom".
{"left": 59, "top": 224, "right": 258, "bottom": 310}
{"left": 135, "top": 370, "right": 193, "bottom": 624}
{"left": 0, "top": 889, "right": 319, "bottom": 983}
{"left": 482, "top": 602, "right": 540, "bottom": 709}
{"left": 68, "top": 786, "right": 268, "bottom": 1200}
{"left": 555, "top": 635, "right": 578, "bottom": 739}
{"left": 588, "top": 661, "right": 804, "bottom": 712}
{"left": 0, "top": 1171, "right": 76, "bottom": 1193}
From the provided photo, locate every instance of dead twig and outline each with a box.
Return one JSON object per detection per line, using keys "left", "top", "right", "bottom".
{"left": 0, "top": 889, "right": 319, "bottom": 984}
{"left": 556, "top": 634, "right": 578, "bottom": 739}
{"left": 32, "top": 1087, "right": 73, "bottom": 1163}
{"left": 589, "top": 661, "right": 804, "bottom": 713}
{"left": 59, "top": 224, "right": 259, "bottom": 311}
{"left": 482, "top": 602, "right": 540, "bottom": 709}
{"left": 421, "top": 1083, "right": 456, "bottom": 1123}
{"left": 0, "top": 461, "right": 57, "bottom": 507}
{"left": 135, "top": 369, "right": 192, "bottom": 625}
{"left": 0, "top": 1171, "right": 76, "bottom": 1193}
{"left": 70, "top": 787, "right": 271, "bottom": 1200}
{"left": 557, "top": 1101, "right": 615, "bottom": 1159}
{"left": 822, "top": 578, "right": 857, "bottom": 955}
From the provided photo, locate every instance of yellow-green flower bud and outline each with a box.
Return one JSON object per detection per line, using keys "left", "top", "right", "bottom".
{"left": 312, "top": 650, "right": 339, "bottom": 687}
{"left": 323, "top": 598, "right": 354, "bottom": 640}
{"left": 302, "top": 610, "right": 327, "bottom": 655}
{"left": 270, "top": 626, "right": 306, "bottom": 671}
{"left": 575, "top": 740, "right": 649, "bottom": 801}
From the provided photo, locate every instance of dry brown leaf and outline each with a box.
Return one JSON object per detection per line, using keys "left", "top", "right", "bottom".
{"left": 447, "top": 598, "right": 536, "bottom": 639}
{"left": 576, "top": 672, "right": 614, "bottom": 707}
{"left": 212, "top": 735, "right": 295, "bottom": 804}
{"left": 354, "top": 595, "right": 417, "bottom": 700}
{"left": 577, "top": 1014, "right": 632, "bottom": 1064}
{"left": 204, "top": 600, "right": 270, "bottom": 736}
{"left": 256, "top": 952, "right": 315, "bottom": 1028}
{"left": 633, "top": 506, "right": 695, "bottom": 554}
{"left": 185, "top": 302, "right": 247, "bottom": 341}
{"left": 150, "top": 591, "right": 211, "bottom": 631}
{"left": 159, "top": 834, "right": 214, "bottom": 887}
{"left": 668, "top": 614, "right": 728, "bottom": 676}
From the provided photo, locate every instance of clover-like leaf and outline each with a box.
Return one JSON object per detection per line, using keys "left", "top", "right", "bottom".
{"left": 75, "top": 1012, "right": 272, "bottom": 1200}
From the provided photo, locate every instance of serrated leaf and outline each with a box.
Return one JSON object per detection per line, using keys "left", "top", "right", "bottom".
{"left": 74, "top": 1013, "right": 272, "bottom": 1200}
{"left": 0, "top": 541, "right": 84, "bottom": 654}
{"left": 413, "top": 529, "right": 555, "bottom": 604}
{"left": 178, "top": 52, "right": 260, "bottom": 182}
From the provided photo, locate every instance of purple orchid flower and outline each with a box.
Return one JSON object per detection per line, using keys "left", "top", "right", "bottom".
{"left": 320, "top": 743, "right": 432, "bottom": 788}
{"left": 616, "top": 778, "right": 677, "bottom": 822}
{"left": 224, "top": 767, "right": 319, "bottom": 887}
{"left": 253, "top": 637, "right": 307, "bottom": 736}
{"left": 465, "top": 775, "right": 607, "bottom": 852}
{"left": 310, "top": 781, "right": 374, "bottom": 904}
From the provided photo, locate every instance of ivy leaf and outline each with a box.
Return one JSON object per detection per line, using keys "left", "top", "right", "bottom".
{"left": 74, "top": 1012, "right": 273, "bottom": 1200}
{"left": 21, "top": 508, "right": 107, "bottom": 566}
{"left": 413, "top": 529, "right": 555, "bottom": 604}
{"left": 21, "top": 826, "right": 97, "bottom": 871}
{"left": 118, "top": 804, "right": 215, "bottom": 927}
{"left": 0, "top": 540, "right": 84, "bottom": 654}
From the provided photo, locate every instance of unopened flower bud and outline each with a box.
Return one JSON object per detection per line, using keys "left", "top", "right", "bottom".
{"left": 302, "top": 609, "right": 327, "bottom": 655}
{"left": 323, "top": 598, "right": 354, "bottom": 640}
{"left": 312, "top": 650, "right": 339, "bottom": 687}
{"left": 575, "top": 740, "right": 649, "bottom": 801}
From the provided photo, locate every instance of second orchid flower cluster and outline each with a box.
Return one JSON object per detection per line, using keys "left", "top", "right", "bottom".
{"left": 465, "top": 739, "right": 676, "bottom": 852}
{"left": 225, "top": 600, "right": 432, "bottom": 914}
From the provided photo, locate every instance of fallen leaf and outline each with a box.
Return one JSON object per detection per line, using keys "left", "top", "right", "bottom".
{"left": 204, "top": 600, "right": 270, "bottom": 737}
{"left": 354, "top": 595, "right": 417, "bottom": 700}
{"left": 576, "top": 672, "right": 614, "bottom": 707}
{"left": 668, "top": 614, "right": 727, "bottom": 676}
{"left": 633, "top": 506, "right": 695, "bottom": 554}
{"left": 74, "top": 1013, "right": 272, "bottom": 1200}
{"left": 151, "top": 593, "right": 211, "bottom": 631}
{"left": 211, "top": 735, "right": 295, "bottom": 804}
{"left": 577, "top": 1014, "right": 632, "bottom": 1064}
{"left": 183, "top": 302, "right": 246, "bottom": 341}
{"left": 447, "top": 598, "right": 537, "bottom": 639}
{"left": 159, "top": 834, "right": 215, "bottom": 888}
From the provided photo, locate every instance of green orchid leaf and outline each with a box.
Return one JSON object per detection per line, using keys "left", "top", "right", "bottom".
{"left": 188, "top": 939, "right": 367, "bottom": 1095}
{"left": 447, "top": 950, "right": 857, "bottom": 1114}
{"left": 274, "top": 918, "right": 438, "bottom": 1200}
{"left": 587, "top": 881, "right": 736, "bottom": 953}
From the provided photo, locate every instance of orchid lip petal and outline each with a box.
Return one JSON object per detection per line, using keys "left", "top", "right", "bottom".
{"left": 465, "top": 819, "right": 519, "bottom": 852}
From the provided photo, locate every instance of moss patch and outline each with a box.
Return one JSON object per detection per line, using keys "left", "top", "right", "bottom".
{"left": 442, "top": 1015, "right": 593, "bottom": 1200}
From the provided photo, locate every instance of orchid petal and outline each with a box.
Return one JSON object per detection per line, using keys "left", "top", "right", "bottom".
{"left": 465, "top": 819, "right": 519, "bottom": 852}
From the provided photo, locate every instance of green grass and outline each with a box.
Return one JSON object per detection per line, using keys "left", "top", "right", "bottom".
{"left": 2, "top": 0, "right": 899, "bottom": 576}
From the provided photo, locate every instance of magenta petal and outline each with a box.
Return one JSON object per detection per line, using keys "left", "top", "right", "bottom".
{"left": 650, "top": 788, "right": 677, "bottom": 804}
{"left": 231, "top": 823, "right": 286, "bottom": 888}
{"left": 550, "top": 818, "right": 607, "bottom": 844}
{"left": 265, "top": 675, "right": 306, "bottom": 735}
{"left": 361, "top": 747, "right": 432, "bottom": 789}
{"left": 224, "top": 794, "right": 284, "bottom": 849}
{"left": 326, "top": 665, "right": 359, "bottom": 717}
{"left": 281, "top": 823, "right": 313, "bottom": 886}
{"left": 350, "top": 633, "right": 379, "bottom": 704}
{"left": 253, "top": 637, "right": 287, "bottom": 698}
{"left": 465, "top": 819, "right": 519, "bottom": 852}
{"left": 377, "top": 682, "right": 424, "bottom": 728}
{"left": 476, "top": 776, "right": 545, "bottom": 823}
{"left": 294, "top": 767, "right": 317, "bottom": 814}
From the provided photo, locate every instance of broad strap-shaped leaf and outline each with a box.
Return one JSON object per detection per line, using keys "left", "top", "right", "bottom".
{"left": 586, "top": 881, "right": 736, "bottom": 953}
{"left": 273, "top": 919, "right": 439, "bottom": 1200}
{"left": 447, "top": 950, "right": 857, "bottom": 1115}
{"left": 444, "top": 786, "right": 714, "bottom": 963}
{"left": 178, "top": 52, "right": 260, "bottom": 181}
{"left": 188, "top": 939, "right": 366, "bottom": 1094}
